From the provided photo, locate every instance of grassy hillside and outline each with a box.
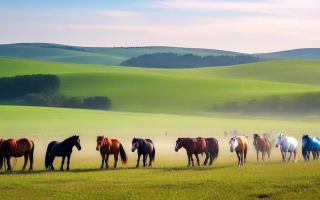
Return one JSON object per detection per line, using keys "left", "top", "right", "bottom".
{"left": 0, "top": 43, "right": 265, "bottom": 66}
{"left": 256, "top": 48, "right": 320, "bottom": 59}
{"left": 1, "top": 57, "right": 320, "bottom": 113}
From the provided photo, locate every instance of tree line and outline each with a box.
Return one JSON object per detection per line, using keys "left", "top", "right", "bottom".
{"left": 21, "top": 44, "right": 91, "bottom": 53}
{"left": 120, "top": 53, "right": 262, "bottom": 68}
{"left": 0, "top": 74, "right": 60, "bottom": 100}
{"left": 0, "top": 74, "right": 111, "bottom": 110}
{"left": 213, "top": 93, "right": 320, "bottom": 116}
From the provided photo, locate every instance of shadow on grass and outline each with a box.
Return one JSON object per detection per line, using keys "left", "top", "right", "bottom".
{"left": 0, "top": 164, "right": 234, "bottom": 175}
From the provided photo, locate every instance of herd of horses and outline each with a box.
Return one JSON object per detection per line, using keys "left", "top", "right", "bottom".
{"left": 0, "top": 133, "right": 319, "bottom": 171}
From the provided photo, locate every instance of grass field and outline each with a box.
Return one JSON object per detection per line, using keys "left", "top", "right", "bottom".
{"left": 1, "top": 57, "right": 320, "bottom": 114}
{"left": 1, "top": 106, "right": 320, "bottom": 199}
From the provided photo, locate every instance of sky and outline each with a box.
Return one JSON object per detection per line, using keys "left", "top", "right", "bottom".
{"left": 0, "top": 0, "right": 319, "bottom": 53}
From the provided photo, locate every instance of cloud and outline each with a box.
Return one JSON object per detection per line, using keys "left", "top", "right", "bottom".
{"left": 139, "top": 0, "right": 320, "bottom": 18}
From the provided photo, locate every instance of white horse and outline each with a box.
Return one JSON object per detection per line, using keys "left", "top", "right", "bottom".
{"left": 275, "top": 133, "right": 298, "bottom": 162}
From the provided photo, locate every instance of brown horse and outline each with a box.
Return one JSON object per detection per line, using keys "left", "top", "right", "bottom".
{"left": 0, "top": 138, "right": 34, "bottom": 171}
{"left": 175, "top": 137, "right": 209, "bottom": 167}
{"left": 253, "top": 134, "right": 271, "bottom": 162}
{"left": 229, "top": 136, "right": 248, "bottom": 167}
{"left": 96, "top": 136, "right": 128, "bottom": 169}
{"left": 204, "top": 138, "right": 219, "bottom": 165}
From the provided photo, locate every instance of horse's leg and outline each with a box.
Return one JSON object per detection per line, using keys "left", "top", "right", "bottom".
{"left": 209, "top": 152, "right": 213, "bottom": 165}
{"left": 28, "top": 151, "right": 34, "bottom": 170}
{"left": 148, "top": 153, "right": 152, "bottom": 167}
{"left": 256, "top": 150, "right": 259, "bottom": 162}
{"left": 6, "top": 156, "right": 12, "bottom": 171}
{"left": 187, "top": 153, "right": 191, "bottom": 167}
{"left": 190, "top": 154, "right": 194, "bottom": 167}
{"left": 294, "top": 149, "right": 298, "bottom": 163}
{"left": 236, "top": 152, "right": 240, "bottom": 167}
{"left": 204, "top": 151, "right": 209, "bottom": 166}
{"left": 136, "top": 153, "right": 141, "bottom": 168}
{"left": 245, "top": 150, "right": 247, "bottom": 165}
{"left": 143, "top": 154, "right": 147, "bottom": 167}
{"left": 50, "top": 155, "right": 55, "bottom": 170}
{"left": 66, "top": 154, "right": 71, "bottom": 170}
{"left": 105, "top": 153, "right": 109, "bottom": 169}
{"left": 312, "top": 151, "right": 316, "bottom": 160}
{"left": 22, "top": 154, "right": 28, "bottom": 170}
{"left": 60, "top": 156, "right": 66, "bottom": 170}
{"left": 287, "top": 152, "right": 292, "bottom": 162}
{"left": 195, "top": 154, "right": 200, "bottom": 167}
{"left": 114, "top": 152, "right": 119, "bottom": 168}
{"left": 100, "top": 153, "right": 105, "bottom": 169}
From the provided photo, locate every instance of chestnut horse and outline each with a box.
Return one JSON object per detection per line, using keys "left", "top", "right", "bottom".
{"left": 253, "top": 134, "right": 271, "bottom": 162}
{"left": 175, "top": 137, "right": 209, "bottom": 167}
{"left": 0, "top": 138, "right": 34, "bottom": 171}
{"left": 229, "top": 136, "right": 248, "bottom": 167}
{"left": 204, "top": 137, "right": 219, "bottom": 165}
{"left": 96, "top": 136, "right": 128, "bottom": 169}
{"left": 131, "top": 138, "right": 155, "bottom": 168}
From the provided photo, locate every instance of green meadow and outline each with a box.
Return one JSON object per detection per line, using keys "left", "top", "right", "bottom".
{"left": 2, "top": 57, "right": 320, "bottom": 114}
{"left": 1, "top": 106, "right": 320, "bottom": 199}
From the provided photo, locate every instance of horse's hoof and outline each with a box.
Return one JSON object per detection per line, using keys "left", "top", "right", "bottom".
{"left": 136, "top": 166, "right": 139, "bottom": 168}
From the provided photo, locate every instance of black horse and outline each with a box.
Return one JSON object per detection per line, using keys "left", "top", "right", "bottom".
{"left": 45, "top": 135, "right": 81, "bottom": 170}
{"left": 131, "top": 138, "right": 155, "bottom": 167}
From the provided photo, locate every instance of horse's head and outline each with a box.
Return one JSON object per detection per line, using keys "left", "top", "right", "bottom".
{"left": 96, "top": 135, "right": 104, "bottom": 151}
{"left": 229, "top": 137, "right": 238, "bottom": 153}
{"left": 131, "top": 138, "right": 139, "bottom": 152}
{"left": 275, "top": 134, "right": 284, "bottom": 148}
{"left": 175, "top": 138, "right": 183, "bottom": 152}
{"left": 73, "top": 135, "right": 81, "bottom": 151}
{"left": 253, "top": 134, "right": 260, "bottom": 146}
{"left": 302, "top": 135, "right": 309, "bottom": 148}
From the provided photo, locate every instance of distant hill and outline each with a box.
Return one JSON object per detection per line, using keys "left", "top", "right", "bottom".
{"left": 256, "top": 48, "right": 320, "bottom": 59}
{"left": 0, "top": 43, "right": 250, "bottom": 66}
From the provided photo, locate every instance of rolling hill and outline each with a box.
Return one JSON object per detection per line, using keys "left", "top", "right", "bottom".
{"left": 1, "top": 57, "right": 320, "bottom": 114}
{"left": 0, "top": 43, "right": 265, "bottom": 66}
{"left": 256, "top": 48, "right": 320, "bottom": 59}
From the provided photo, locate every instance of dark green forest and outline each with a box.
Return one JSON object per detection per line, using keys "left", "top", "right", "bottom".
{"left": 120, "top": 53, "right": 262, "bottom": 68}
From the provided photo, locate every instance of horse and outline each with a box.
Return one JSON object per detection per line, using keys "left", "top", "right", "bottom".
{"left": 253, "top": 134, "right": 271, "bottom": 162}
{"left": 96, "top": 136, "right": 128, "bottom": 169}
{"left": 0, "top": 138, "right": 34, "bottom": 171}
{"left": 204, "top": 138, "right": 219, "bottom": 165}
{"left": 233, "top": 131, "right": 238, "bottom": 136}
{"left": 224, "top": 131, "right": 228, "bottom": 138}
{"left": 131, "top": 138, "right": 155, "bottom": 167}
{"left": 302, "top": 135, "right": 320, "bottom": 161}
{"left": 229, "top": 136, "right": 248, "bottom": 167}
{"left": 45, "top": 135, "right": 81, "bottom": 170}
{"left": 275, "top": 133, "right": 298, "bottom": 162}
{"left": 175, "top": 137, "right": 209, "bottom": 167}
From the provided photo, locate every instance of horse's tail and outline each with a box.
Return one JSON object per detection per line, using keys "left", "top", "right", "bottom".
{"left": 215, "top": 140, "right": 219, "bottom": 159}
{"left": 151, "top": 146, "right": 155, "bottom": 163}
{"left": 45, "top": 142, "right": 54, "bottom": 169}
{"left": 119, "top": 143, "right": 128, "bottom": 165}
{"left": 31, "top": 140, "right": 35, "bottom": 158}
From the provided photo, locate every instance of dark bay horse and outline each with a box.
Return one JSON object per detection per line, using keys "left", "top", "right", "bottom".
{"left": 131, "top": 138, "right": 155, "bottom": 167}
{"left": 175, "top": 137, "right": 209, "bottom": 167}
{"left": 229, "top": 136, "right": 248, "bottom": 167}
{"left": 96, "top": 136, "right": 128, "bottom": 169}
{"left": 204, "top": 138, "right": 219, "bottom": 165}
{"left": 0, "top": 138, "right": 34, "bottom": 171}
{"left": 45, "top": 135, "right": 81, "bottom": 170}
{"left": 253, "top": 134, "right": 271, "bottom": 162}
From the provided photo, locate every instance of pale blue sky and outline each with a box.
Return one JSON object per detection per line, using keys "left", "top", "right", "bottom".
{"left": 1, "top": 0, "right": 319, "bottom": 53}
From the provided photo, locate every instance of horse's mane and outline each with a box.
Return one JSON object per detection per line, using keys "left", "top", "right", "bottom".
{"left": 62, "top": 135, "right": 78, "bottom": 144}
